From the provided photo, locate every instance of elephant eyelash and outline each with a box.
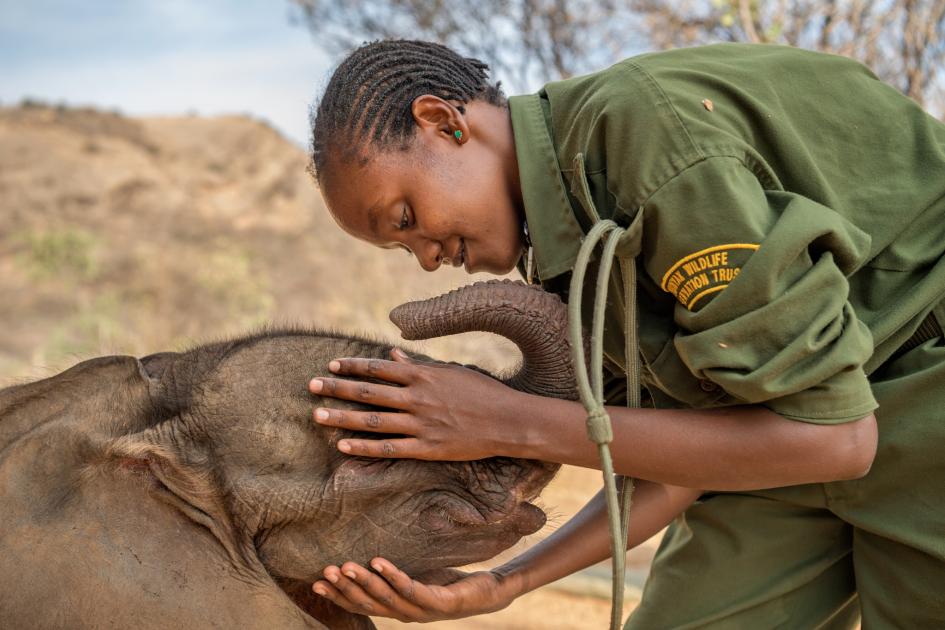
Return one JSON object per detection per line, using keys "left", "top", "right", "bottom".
{"left": 439, "top": 506, "right": 459, "bottom": 526}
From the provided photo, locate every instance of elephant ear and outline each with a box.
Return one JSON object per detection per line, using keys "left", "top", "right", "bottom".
{"left": 140, "top": 351, "right": 180, "bottom": 379}
{"left": 1, "top": 355, "right": 156, "bottom": 440}
{"left": 105, "top": 430, "right": 259, "bottom": 571}
{"left": 139, "top": 351, "right": 196, "bottom": 420}
{"left": 278, "top": 579, "right": 377, "bottom": 630}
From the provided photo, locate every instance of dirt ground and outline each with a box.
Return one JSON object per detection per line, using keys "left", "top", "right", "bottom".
{"left": 374, "top": 588, "right": 620, "bottom": 630}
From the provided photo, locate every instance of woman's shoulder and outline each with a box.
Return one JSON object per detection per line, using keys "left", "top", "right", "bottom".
{"left": 538, "top": 54, "right": 704, "bottom": 205}
{"left": 538, "top": 43, "right": 912, "bottom": 210}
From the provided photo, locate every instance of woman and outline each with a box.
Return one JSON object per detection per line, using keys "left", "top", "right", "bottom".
{"left": 305, "top": 39, "right": 945, "bottom": 627}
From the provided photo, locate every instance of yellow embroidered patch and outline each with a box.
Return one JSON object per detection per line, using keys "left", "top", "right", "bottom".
{"left": 660, "top": 244, "right": 759, "bottom": 309}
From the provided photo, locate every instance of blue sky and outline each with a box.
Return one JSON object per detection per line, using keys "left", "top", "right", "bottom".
{"left": 0, "top": 0, "right": 332, "bottom": 146}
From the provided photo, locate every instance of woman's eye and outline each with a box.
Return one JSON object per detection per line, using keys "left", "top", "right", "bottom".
{"left": 398, "top": 207, "right": 410, "bottom": 229}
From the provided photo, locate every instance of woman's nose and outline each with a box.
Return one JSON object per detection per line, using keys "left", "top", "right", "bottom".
{"left": 415, "top": 239, "right": 443, "bottom": 272}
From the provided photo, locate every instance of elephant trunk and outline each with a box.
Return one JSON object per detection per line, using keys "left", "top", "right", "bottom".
{"left": 389, "top": 279, "right": 578, "bottom": 400}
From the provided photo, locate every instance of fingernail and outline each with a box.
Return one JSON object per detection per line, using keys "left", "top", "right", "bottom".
{"left": 326, "top": 573, "right": 338, "bottom": 584}
{"left": 309, "top": 379, "right": 323, "bottom": 393}
{"left": 315, "top": 408, "right": 329, "bottom": 421}
{"left": 329, "top": 360, "right": 340, "bottom": 372}
{"left": 344, "top": 570, "right": 356, "bottom": 579}
{"left": 371, "top": 561, "right": 384, "bottom": 574}
{"left": 338, "top": 441, "right": 351, "bottom": 453}
{"left": 313, "top": 585, "right": 326, "bottom": 596}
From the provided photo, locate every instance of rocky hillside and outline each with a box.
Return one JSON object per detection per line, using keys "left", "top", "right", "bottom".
{"left": 0, "top": 103, "right": 516, "bottom": 382}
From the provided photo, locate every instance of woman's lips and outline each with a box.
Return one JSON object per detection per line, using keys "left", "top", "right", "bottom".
{"left": 444, "top": 239, "right": 466, "bottom": 269}
{"left": 461, "top": 239, "right": 471, "bottom": 272}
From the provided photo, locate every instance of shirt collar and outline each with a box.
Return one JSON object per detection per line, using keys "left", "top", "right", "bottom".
{"left": 509, "top": 93, "right": 586, "bottom": 282}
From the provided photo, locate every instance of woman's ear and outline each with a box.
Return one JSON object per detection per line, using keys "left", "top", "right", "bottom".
{"left": 410, "top": 95, "right": 468, "bottom": 144}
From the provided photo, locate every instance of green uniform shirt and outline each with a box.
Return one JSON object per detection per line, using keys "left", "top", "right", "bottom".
{"left": 510, "top": 43, "right": 945, "bottom": 424}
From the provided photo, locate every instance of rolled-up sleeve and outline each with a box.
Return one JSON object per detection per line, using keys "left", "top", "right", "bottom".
{"left": 639, "top": 156, "right": 878, "bottom": 424}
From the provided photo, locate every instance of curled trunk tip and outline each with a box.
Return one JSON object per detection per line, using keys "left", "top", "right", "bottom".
{"left": 390, "top": 279, "right": 578, "bottom": 400}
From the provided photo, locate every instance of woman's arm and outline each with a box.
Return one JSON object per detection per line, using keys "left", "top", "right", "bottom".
{"left": 313, "top": 480, "right": 701, "bottom": 622}
{"left": 504, "top": 394, "right": 878, "bottom": 490}
{"left": 494, "top": 480, "right": 701, "bottom": 593}
{"left": 312, "top": 351, "right": 878, "bottom": 491}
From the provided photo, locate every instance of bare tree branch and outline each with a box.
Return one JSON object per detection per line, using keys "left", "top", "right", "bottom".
{"left": 739, "top": 0, "right": 762, "bottom": 43}
{"left": 291, "top": 0, "right": 944, "bottom": 116}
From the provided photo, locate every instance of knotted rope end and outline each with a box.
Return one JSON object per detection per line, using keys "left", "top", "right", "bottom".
{"left": 585, "top": 408, "right": 614, "bottom": 445}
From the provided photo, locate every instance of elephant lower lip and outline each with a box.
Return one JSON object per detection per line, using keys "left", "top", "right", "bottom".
{"left": 512, "top": 502, "right": 547, "bottom": 535}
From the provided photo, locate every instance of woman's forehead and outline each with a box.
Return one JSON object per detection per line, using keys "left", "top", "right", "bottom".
{"left": 320, "top": 142, "right": 439, "bottom": 235}
{"left": 322, "top": 165, "right": 396, "bottom": 240}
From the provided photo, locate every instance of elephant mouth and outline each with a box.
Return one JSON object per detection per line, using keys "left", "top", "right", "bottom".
{"left": 409, "top": 456, "right": 558, "bottom": 539}
{"left": 418, "top": 457, "right": 555, "bottom": 538}
{"left": 418, "top": 493, "right": 547, "bottom": 536}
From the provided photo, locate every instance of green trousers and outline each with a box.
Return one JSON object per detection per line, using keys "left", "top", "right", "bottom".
{"left": 626, "top": 333, "right": 945, "bottom": 629}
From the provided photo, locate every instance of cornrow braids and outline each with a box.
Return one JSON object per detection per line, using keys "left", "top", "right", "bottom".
{"left": 309, "top": 39, "right": 506, "bottom": 182}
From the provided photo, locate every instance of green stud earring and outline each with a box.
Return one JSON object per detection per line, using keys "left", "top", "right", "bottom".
{"left": 454, "top": 129, "right": 463, "bottom": 141}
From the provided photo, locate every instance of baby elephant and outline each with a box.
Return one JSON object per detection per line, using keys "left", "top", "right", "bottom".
{"left": 0, "top": 280, "right": 578, "bottom": 629}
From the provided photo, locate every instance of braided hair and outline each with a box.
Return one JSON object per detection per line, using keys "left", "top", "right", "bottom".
{"left": 309, "top": 39, "right": 506, "bottom": 182}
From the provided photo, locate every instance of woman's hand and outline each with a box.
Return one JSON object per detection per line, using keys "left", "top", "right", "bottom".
{"left": 312, "top": 558, "right": 519, "bottom": 623}
{"left": 309, "top": 348, "right": 524, "bottom": 461}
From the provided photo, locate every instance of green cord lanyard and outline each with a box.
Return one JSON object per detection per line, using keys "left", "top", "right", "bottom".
{"left": 568, "top": 219, "right": 641, "bottom": 630}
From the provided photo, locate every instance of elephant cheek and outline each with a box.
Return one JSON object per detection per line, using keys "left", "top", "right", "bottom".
{"left": 256, "top": 526, "right": 329, "bottom": 582}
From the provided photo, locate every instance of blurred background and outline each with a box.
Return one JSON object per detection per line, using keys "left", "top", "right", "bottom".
{"left": 2, "top": 1, "right": 942, "bottom": 627}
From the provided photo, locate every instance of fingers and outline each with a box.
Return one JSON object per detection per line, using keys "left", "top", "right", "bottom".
{"left": 327, "top": 352, "right": 416, "bottom": 384}
{"left": 312, "top": 406, "right": 433, "bottom": 458}
{"left": 312, "top": 404, "right": 429, "bottom": 459}
{"left": 334, "top": 437, "right": 428, "bottom": 459}
{"left": 313, "top": 563, "right": 431, "bottom": 622}
{"left": 390, "top": 347, "right": 413, "bottom": 363}
{"left": 366, "top": 558, "right": 469, "bottom": 614}
{"left": 313, "top": 407, "right": 415, "bottom": 435}
{"left": 367, "top": 558, "right": 430, "bottom": 605}
{"left": 311, "top": 580, "right": 358, "bottom": 613}
{"left": 309, "top": 375, "right": 406, "bottom": 409}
